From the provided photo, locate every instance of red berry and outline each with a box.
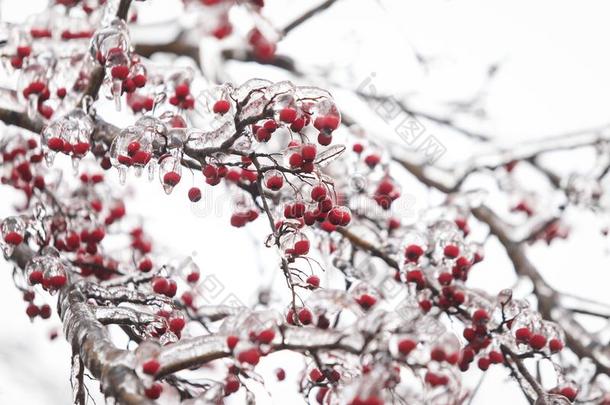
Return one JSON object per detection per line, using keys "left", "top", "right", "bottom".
{"left": 4, "top": 231, "right": 23, "bottom": 245}
{"left": 256, "top": 127, "right": 271, "bottom": 142}
{"left": 327, "top": 207, "right": 345, "bottom": 225}
{"left": 397, "top": 338, "right": 416, "bottom": 355}
{"left": 515, "top": 327, "right": 532, "bottom": 342}
{"left": 405, "top": 244, "right": 424, "bottom": 262}
{"left": 39, "top": 304, "right": 51, "bottom": 319}
{"left": 47, "top": 137, "right": 64, "bottom": 151}
{"left": 266, "top": 175, "right": 283, "bottom": 191}
{"left": 175, "top": 83, "right": 190, "bottom": 98}
{"left": 213, "top": 100, "right": 231, "bottom": 114}
{"left": 477, "top": 357, "right": 490, "bottom": 371}
{"left": 430, "top": 347, "right": 446, "bottom": 362}
{"left": 356, "top": 294, "right": 376, "bottom": 310}
{"left": 163, "top": 171, "right": 181, "bottom": 186}
{"left": 138, "top": 258, "right": 153, "bottom": 272}
{"left": 73, "top": 142, "right": 90, "bottom": 156}
{"left": 144, "top": 383, "right": 163, "bottom": 399}
{"left": 188, "top": 187, "right": 202, "bottom": 202}
{"left": 306, "top": 275, "right": 320, "bottom": 288}
{"left": 529, "top": 334, "right": 547, "bottom": 350}
{"left": 169, "top": 317, "right": 185, "bottom": 333}
{"left": 309, "top": 368, "right": 324, "bottom": 382}
{"left": 472, "top": 309, "right": 490, "bottom": 324}
{"left": 288, "top": 153, "right": 303, "bottom": 168}
{"left": 224, "top": 375, "right": 240, "bottom": 395}
{"left": 279, "top": 107, "right": 297, "bottom": 123}
{"left": 26, "top": 303, "right": 39, "bottom": 318}
{"left": 17, "top": 46, "right": 31, "bottom": 58}
{"left": 237, "top": 348, "right": 260, "bottom": 365}
{"left": 152, "top": 277, "right": 169, "bottom": 294}
{"left": 133, "top": 74, "right": 147, "bottom": 87}
{"left": 257, "top": 328, "right": 275, "bottom": 344}
{"left": 438, "top": 272, "right": 453, "bottom": 285}
{"left": 142, "top": 359, "right": 160, "bottom": 375}
{"left": 165, "top": 280, "right": 177, "bottom": 298}
{"left": 11, "top": 56, "right": 23, "bottom": 68}
{"left": 110, "top": 65, "right": 130, "bottom": 80}
{"left": 227, "top": 335, "right": 239, "bottom": 350}
{"left": 276, "top": 368, "right": 286, "bottom": 381}
{"left": 29, "top": 270, "right": 43, "bottom": 285}
{"left": 186, "top": 272, "right": 200, "bottom": 283}
{"left": 488, "top": 350, "right": 504, "bottom": 364}
{"left": 293, "top": 240, "right": 310, "bottom": 256}
{"left": 364, "top": 154, "right": 380, "bottom": 168}
{"left": 559, "top": 387, "right": 577, "bottom": 401}
{"left": 443, "top": 244, "right": 460, "bottom": 259}
{"left": 311, "top": 185, "right": 327, "bottom": 202}
{"left": 301, "top": 144, "right": 317, "bottom": 162}
{"left": 49, "top": 274, "right": 67, "bottom": 288}
{"left": 317, "top": 133, "right": 332, "bottom": 146}
{"left": 298, "top": 308, "right": 313, "bottom": 325}
{"left": 549, "top": 338, "right": 563, "bottom": 353}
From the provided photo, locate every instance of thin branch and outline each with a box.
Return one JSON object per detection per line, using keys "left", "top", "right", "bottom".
{"left": 282, "top": 0, "right": 340, "bottom": 35}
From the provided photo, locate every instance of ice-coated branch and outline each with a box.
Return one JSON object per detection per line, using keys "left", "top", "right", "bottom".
{"left": 9, "top": 244, "right": 152, "bottom": 404}
{"left": 395, "top": 156, "right": 610, "bottom": 377}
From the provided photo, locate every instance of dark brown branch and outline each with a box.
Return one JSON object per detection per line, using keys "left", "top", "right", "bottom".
{"left": 117, "top": 0, "right": 133, "bottom": 20}
{"left": 282, "top": 0, "right": 340, "bottom": 35}
{"left": 501, "top": 344, "right": 546, "bottom": 403}
{"left": 221, "top": 50, "right": 299, "bottom": 74}
{"left": 336, "top": 227, "right": 399, "bottom": 269}
{"left": 0, "top": 108, "right": 43, "bottom": 133}
{"left": 357, "top": 92, "right": 491, "bottom": 142}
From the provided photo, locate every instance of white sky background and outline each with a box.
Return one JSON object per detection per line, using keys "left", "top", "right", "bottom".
{"left": 1, "top": 0, "right": 610, "bottom": 404}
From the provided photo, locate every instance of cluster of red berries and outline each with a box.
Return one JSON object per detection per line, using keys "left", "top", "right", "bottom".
{"left": 22, "top": 80, "right": 55, "bottom": 119}
{"left": 46, "top": 133, "right": 91, "bottom": 157}
{"left": 514, "top": 327, "right": 563, "bottom": 353}
{"left": 284, "top": 238, "right": 310, "bottom": 256}
{"left": 130, "top": 227, "right": 152, "bottom": 254}
{"left": 126, "top": 93, "right": 155, "bottom": 113}
{"left": 286, "top": 307, "right": 319, "bottom": 326}
{"left": 152, "top": 276, "right": 178, "bottom": 298}
{"left": 168, "top": 83, "right": 195, "bottom": 110}
{"left": 23, "top": 291, "right": 52, "bottom": 320}
{"left": 74, "top": 253, "right": 119, "bottom": 280}
{"left": 230, "top": 209, "right": 259, "bottom": 228}
{"left": 109, "top": 63, "right": 147, "bottom": 94}
{"left": 10, "top": 45, "right": 32, "bottom": 69}
{"left": 153, "top": 310, "right": 186, "bottom": 337}
{"left": 286, "top": 141, "right": 318, "bottom": 172}
{"left": 117, "top": 140, "right": 152, "bottom": 168}
{"left": 1, "top": 139, "right": 44, "bottom": 236}
{"left": 248, "top": 28, "right": 276, "bottom": 61}
{"left": 309, "top": 367, "right": 341, "bottom": 384}
{"left": 28, "top": 268, "right": 67, "bottom": 291}
{"left": 373, "top": 178, "right": 400, "bottom": 210}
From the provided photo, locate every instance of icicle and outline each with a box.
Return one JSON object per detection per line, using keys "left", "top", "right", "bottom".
{"left": 112, "top": 78, "right": 122, "bottom": 111}
{"left": 27, "top": 95, "right": 38, "bottom": 121}
{"left": 118, "top": 166, "right": 127, "bottom": 185}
